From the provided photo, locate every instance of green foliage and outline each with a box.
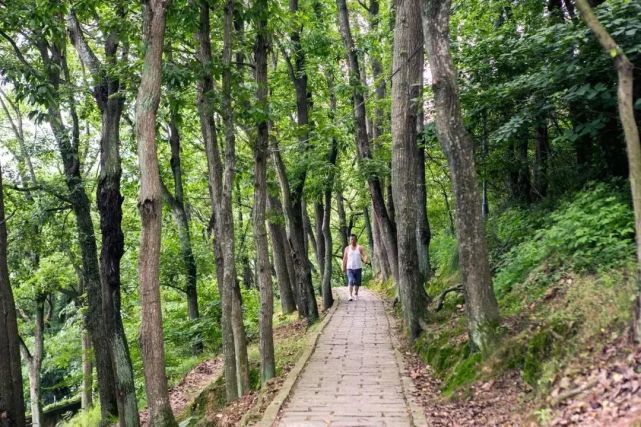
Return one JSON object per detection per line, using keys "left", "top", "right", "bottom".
{"left": 493, "top": 183, "right": 634, "bottom": 296}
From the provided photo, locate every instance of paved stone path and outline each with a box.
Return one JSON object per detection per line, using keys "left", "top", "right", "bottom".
{"left": 275, "top": 288, "right": 423, "bottom": 427}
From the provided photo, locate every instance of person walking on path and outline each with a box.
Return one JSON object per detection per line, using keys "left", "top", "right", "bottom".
{"left": 342, "top": 233, "right": 368, "bottom": 301}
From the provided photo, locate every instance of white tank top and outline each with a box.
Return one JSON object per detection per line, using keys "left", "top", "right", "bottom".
{"left": 346, "top": 245, "right": 362, "bottom": 269}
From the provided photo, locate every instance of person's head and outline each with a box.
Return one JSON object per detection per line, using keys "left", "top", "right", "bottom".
{"left": 350, "top": 233, "right": 357, "bottom": 246}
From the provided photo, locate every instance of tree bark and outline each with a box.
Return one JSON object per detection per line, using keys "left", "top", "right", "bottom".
{"left": 66, "top": 11, "right": 140, "bottom": 424}
{"left": 38, "top": 38, "right": 118, "bottom": 421}
{"left": 267, "top": 194, "right": 297, "bottom": 313}
{"left": 573, "top": 0, "right": 641, "bottom": 343}
{"left": 81, "top": 331, "right": 93, "bottom": 410}
{"left": 222, "top": 0, "right": 250, "bottom": 395}
{"left": 20, "top": 295, "right": 44, "bottom": 427}
{"left": 534, "top": 117, "right": 549, "bottom": 199}
{"left": 314, "top": 201, "right": 326, "bottom": 281}
{"left": 135, "top": 0, "right": 176, "bottom": 424}
{"left": 0, "top": 163, "right": 26, "bottom": 427}
{"left": 416, "top": 128, "right": 431, "bottom": 284}
{"left": 271, "top": 138, "right": 318, "bottom": 321}
{"left": 194, "top": 0, "right": 239, "bottom": 402}
{"left": 336, "top": 0, "right": 399, "bottom": 283}
{"left": 392, "top": 0, "right": 430, "bottom": 340}
{"left": 423, "top": 0, "right": 500, "bottom": 355}
{"left": 336, "top": 193, "right": 349, "bottom": 251}
{"left": 253, "top": 6, "right": 276, "bottom": 382}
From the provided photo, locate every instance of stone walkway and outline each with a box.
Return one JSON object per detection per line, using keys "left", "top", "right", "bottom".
{"left": 275, "top": 288, "right": 424, "bottom": 427}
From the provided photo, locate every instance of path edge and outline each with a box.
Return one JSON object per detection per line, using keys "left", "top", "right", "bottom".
{"left": 253, "top": 293, "right": 341, "bottom": 427}
{"left": 379, "top": 293, "right": 429, "bottom": 427}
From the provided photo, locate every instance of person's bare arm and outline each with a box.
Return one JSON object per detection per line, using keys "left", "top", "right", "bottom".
{"left": 360, "top": 246, "right": 369, "bottom": 264}
{"left": 342, "top": 247, "right": 348, "bottom": 272}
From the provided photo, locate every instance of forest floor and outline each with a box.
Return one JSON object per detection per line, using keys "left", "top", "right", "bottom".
{"left": 379, "top": 283, "right": 641, "bottom": 426}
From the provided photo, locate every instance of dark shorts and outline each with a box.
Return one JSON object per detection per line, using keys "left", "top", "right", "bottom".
{"left": 347, "top": 268, "right": 362, "bottom": 286}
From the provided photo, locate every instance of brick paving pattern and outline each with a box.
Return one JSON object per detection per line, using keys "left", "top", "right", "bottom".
{"left": 275, "top": 288, "right": 418, "bottom": 427}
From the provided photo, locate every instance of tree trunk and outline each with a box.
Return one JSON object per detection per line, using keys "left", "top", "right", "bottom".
{"left": 363, "top": 207, "right": 376, "bottom": 274}
{"left": 267, "top": 195, "right": 297, "bottom": 314}
{"left": 573, "top": 0, "right": 641, "bottom": 342}
{"left": 41, "top": 43, "right": 118, "bottom": 421}
{"left": 336, "top": 193, "right": 349, "bottom": 250}
{"left": 284, "top": 0, "right": 320, "bottom": 322}
{"left": 135, "top": 0, "right": 176, "bottom": 424}
{"left": 0, "top": 163, "right": 26, "bottom": 427}
{"left": 372, "top": 205, "right": 392, "bottom": 280}
{"left": 314, "top": 201, "right": 326, "bottom": 281}
{"left": 194, "top": 0, "right": 238, "bottom": 402}
{"left": 336, "top": 0, "right": 399, "bottom": 284}
{"left": 66, "top": 11, "right": 140, "bottom": 424}
{"left": 81, "top": 331, "right": 93, "bottom": 410}
{"left": 222, "top": 0, "right": 250, "bottom": 395}
{"left": 534, "top": 117, "right": 549, "bottom": 199}
{"left": 253, "top": 7, "right": 276, "bottom": 382}
{"left": 416, "top": 133, "right": 431, "bottom": 284}
{"left": 19, "top": 294, "right": 44, "bottom": 427}
{"left": 272, "top": 140, "right": 318, "bottom": 321}
{"left": 423, "top": 0, "right": 501, "bottom": 355}
{"left": 392, "top": 0, "right": 430, "bottom": 340}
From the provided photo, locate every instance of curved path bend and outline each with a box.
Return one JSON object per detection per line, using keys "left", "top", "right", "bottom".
{"left": 275, "top": 288, "right": 426, "bottom": 427}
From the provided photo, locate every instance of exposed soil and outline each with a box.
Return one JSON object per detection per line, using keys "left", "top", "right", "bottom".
{"left": 139, "top": 356, "right": 223, "bottom": 426}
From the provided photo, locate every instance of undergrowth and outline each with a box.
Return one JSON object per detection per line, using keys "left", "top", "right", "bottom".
{"left": 413, "top": 182, "right": 637, "bottom": 399}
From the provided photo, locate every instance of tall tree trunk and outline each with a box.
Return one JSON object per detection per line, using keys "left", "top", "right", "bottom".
{"left": 336, "top": 192, "right": 349, "bottom": 250}
{"left": 392, "top": 0, "right": 430, "bottom": 340}
{"left": 161, "top": 102, "right": 201, "bottom": 353}
{"left": 372, "top": 206, "right": 392, "bottom": 280}
{"left": 135, "top": 0, "right": 176, "bottom": 424}
{"left": 423, "top": 0, "right": 501, "bottom": 355}
{"left": 40, "top": 42, "right": 118, "bottom": 421}
{"left": 416, "top": 130, "right": 431, "bottom": 284}
{"left": 336, "top": 0, "right": 399, "bottom": 283}
{"left": 267, "top": 195, "right": 297, "bottom": 314}
{"left": 573, "top": 0, "right": 641, "bottom": 342}
{"left": 0, "top": 164, "right": 27, "bottom": 427}
{"left": 314, "top": 201, "right": 326, "bottom": 281}
{"left": 81, "top": 331, "right": 93, "bottom": 410}
{"left": 19, "top": 294, "right": 45, "bottom": 427}
{"left": 283, "top": 0, "right": 320, "bottom": 322}
{"left": 272, "top": 139, "right": 318, "bottom": 321}
{"left": 222, "top": 0, "right": 250, "bottom": 395}
{"left": 253, "top": 6, "right": 276, "bottom": 382}
{"left": 66, "top": 13, "right": 140, "bottom": 423}
{"left": 195, "top": 0, "right": 239, "bottom": 402}
{"left": 363, "top": 207, "right": 377, "bottom": 275}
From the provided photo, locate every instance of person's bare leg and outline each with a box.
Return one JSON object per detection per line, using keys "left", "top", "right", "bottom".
{"left": 348, "top": 284, "right": 353, "bottom": 300}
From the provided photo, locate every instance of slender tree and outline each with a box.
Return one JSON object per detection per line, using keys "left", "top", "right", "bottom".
{"left": 422, "top": 0, "right": 500, "bottom": 355}
{"left": 267, "top": 194, "right": 297, "bottom": 314}
{"left": 134, "top": 0, "right": 176, "bottom": 424}
{"left": 253, "top": 0, "right": 276, "bottom": 381}
{"left": 391, "top": 0, "right": 430, "bottom": 340}
{"left": 66, "top": 10, "right": 140, "bottom": 424}
{"left": 572, "top": 0, "right": 641, "bottom": 341}
{"left": 0, "top": 163, "right": 26, "bottom": 427}
{"left": 336, "top": 0, "right": 399, "bottom": 283}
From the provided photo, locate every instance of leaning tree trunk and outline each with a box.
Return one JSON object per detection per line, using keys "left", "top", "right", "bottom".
{"left": 336, "top": 0, "right": 399, "bottom": 284}
{"left": 391, "top": 0, "right": 430, "bottom": 341}
{"left": 21, "top": 295, "right": 44, "bottom": 427}
{"left": 573, "top": 0, "right": 641, "bottom": 342}
{"left": 253, "top": 5, "right": 276, "bottom": 382}
{"left": 135, "top": 0, "right": 176, "bottom": 424}
{"left": 267, "top": 195, "right": 297, "bottom": 314}
{"left": 423, "top": 0, "right": 500, "bottom": 355}
{"left": 0, "top": 164, "right": 26, "bottom": 427}
{"left": 195, "top": 0, "right": 239, "bottom": 401}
